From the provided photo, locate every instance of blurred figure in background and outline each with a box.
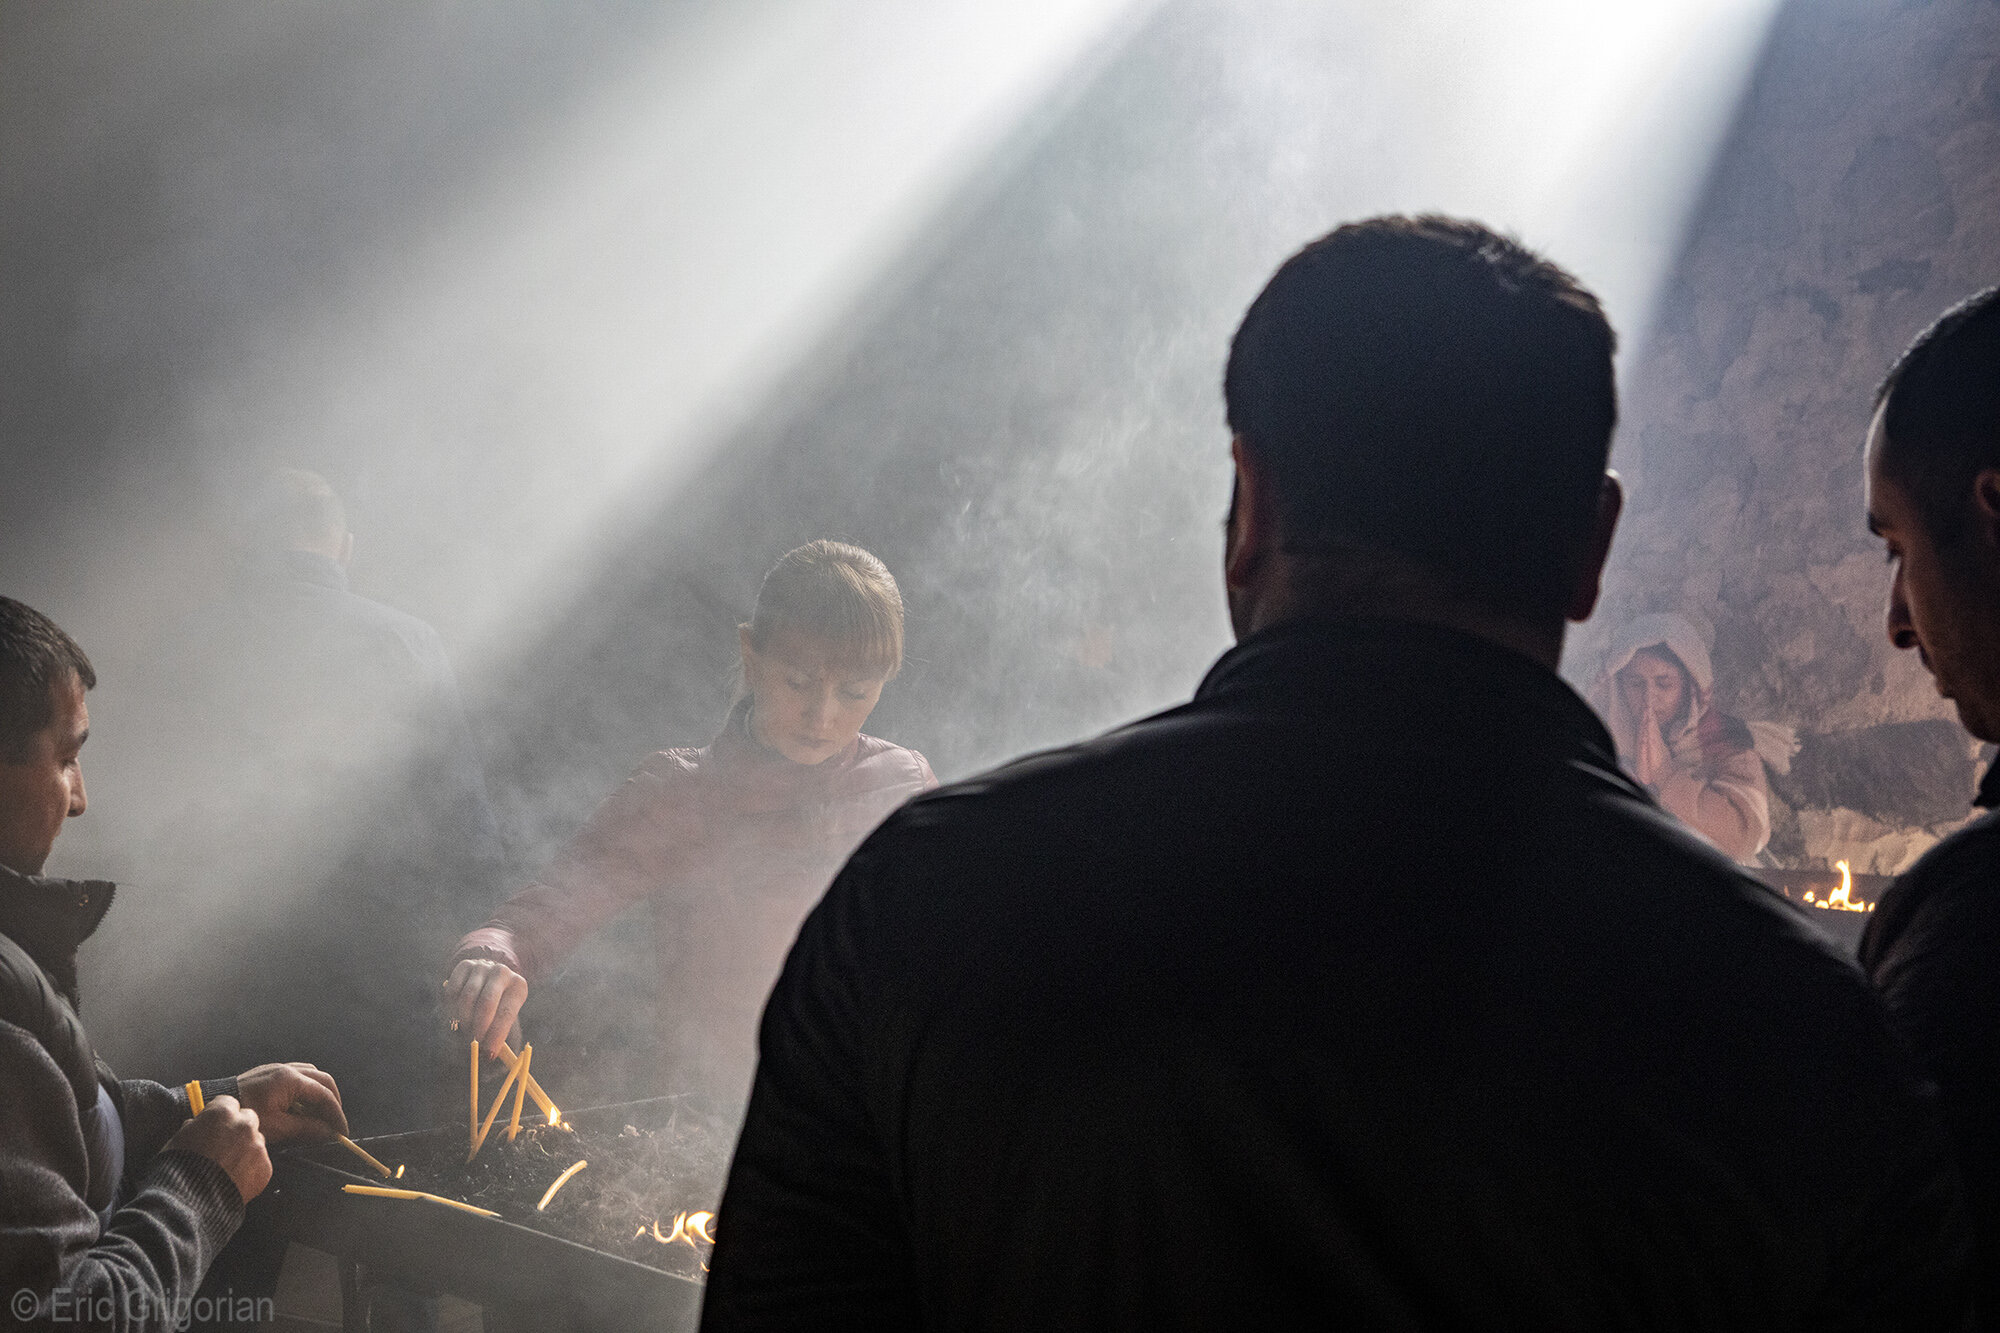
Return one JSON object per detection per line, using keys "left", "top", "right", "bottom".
{"left": 137, "top": 469, "right": 502, "bottom": 1133}
{"left": 1860, "top": 283, "right": 2000, "bottom": 1322}
{"left": 1592, "top": 612, "right": 1790, "bottom": 864}
{"left": 445, "top": 540, "right": 935, "bottom": 1109}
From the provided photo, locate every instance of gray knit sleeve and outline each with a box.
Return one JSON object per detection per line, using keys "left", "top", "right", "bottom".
{"left": 1, "top": 1025, "right": 243, "bottom": 1330}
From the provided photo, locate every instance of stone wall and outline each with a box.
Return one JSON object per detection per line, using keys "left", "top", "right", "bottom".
{"left": 1577, "top": 0, "right": 2000, "bottom": 873}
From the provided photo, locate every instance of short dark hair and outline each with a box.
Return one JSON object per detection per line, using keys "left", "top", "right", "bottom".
{"left": 1224, "top": 215, "right": 1617, "bottom": 618}
{"left": 1875, "top": 284, "right": 2000, "bottom": 550}
{"left": 0, "top": 597, "right": 95, "bottom": 762}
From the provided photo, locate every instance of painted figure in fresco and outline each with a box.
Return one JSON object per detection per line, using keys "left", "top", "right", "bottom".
{"left": 1593, "top": 613, "right": 1795, "bottom": 864}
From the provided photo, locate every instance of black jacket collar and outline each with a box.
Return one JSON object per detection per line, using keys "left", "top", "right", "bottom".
{"left": 1196, "top": 615, "right": 1627, "bottom": 779}
{"left": 1977, "top": 755, "right": 2000, "bottom": 810}
{"left": 0, "top": 864, "right": 115, "bottom": 1010}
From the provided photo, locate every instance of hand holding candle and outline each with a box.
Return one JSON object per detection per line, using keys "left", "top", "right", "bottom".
{"left": 443, "top": 957, "right": 530, "bottom": 1052}
{"left": 234, "top": 1061, "right": 347, "bottom": 1145}
{"left": 167, "top": 1096, "right": 272, "bottom": 1204}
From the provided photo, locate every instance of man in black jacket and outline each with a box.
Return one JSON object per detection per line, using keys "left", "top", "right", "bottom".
{"left": 1860, "top": 283, "right": 2000, "bottom": 1322}
{"left": 703, "top": 217, "right": 1971, "bottom": 1330}
{"left": 0, "top": 594, "right": 346, "bottom": 1330}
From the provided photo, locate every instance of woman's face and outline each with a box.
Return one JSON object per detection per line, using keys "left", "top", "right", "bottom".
{"left": 1617, "top": 646, "right": 1689, "bottom": 728}
{"left": 740, "top": 625, "right": 891, "bottom": 765}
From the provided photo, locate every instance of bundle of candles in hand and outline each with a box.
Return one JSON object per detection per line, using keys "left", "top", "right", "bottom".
{"left": 332, "top": 1040, "right": 731, "bottom": 1279}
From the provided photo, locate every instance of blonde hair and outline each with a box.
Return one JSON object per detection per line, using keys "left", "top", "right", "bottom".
{"left": 744, "top": 541, "right": 905, "bottom": 681}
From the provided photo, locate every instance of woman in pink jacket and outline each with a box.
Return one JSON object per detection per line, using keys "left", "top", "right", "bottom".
{"left": 444, "top": 541, "right": 935, "bottom": 1103}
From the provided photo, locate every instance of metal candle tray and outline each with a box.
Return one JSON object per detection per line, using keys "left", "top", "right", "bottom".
{"left": 267, "top": 1096, "right": 707, "bottom": 1333}
{"left": 1756, "top": 867, "right": 1893, "bottom": 954}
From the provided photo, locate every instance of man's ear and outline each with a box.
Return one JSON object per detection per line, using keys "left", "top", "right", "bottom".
{"left": 1226, "top": 436, "right": 1275, "bottom": 594}
{"left": 1971, "top": 469, "right": 2000, "bottom": 566}
{"left": 1564, "top": 472, "right": 1624, "bottom": 624}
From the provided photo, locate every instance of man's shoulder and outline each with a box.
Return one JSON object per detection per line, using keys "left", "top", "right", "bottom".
{"left": 325, "top": 587, "right": 450, "bottom": 658}
{"left": 888, "top": 701, "right": 1212, "bottom": 827}
{"left": 856, "top": 701, "right": 1827, "bottom": 967}
{"left": 1867, "top": 808, "right": 2000, "bottom": 964}
{"left": 881, "top": 692, "right": 1635, "bottom": 843}
{"left": 0, "top": 936, "right": 94, "bottom": 1107}
{"left": 1901, "top": 806, "right": 2000, "bottom": 891}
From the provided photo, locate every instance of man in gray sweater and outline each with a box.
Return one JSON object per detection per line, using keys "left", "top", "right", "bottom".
{"left": 0, "top": 595, "right": 346, "bottom": 1329}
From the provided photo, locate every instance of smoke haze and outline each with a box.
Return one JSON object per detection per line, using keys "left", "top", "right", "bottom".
{"left": 0, "top": 0, "right": 1780, "bottom": 1090}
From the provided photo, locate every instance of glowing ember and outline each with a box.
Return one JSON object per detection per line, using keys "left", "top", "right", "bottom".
{"left": 1801, "top": 860, "right": 1874, "bottom": 913}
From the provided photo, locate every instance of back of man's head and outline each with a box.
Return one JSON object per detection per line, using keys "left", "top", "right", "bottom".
{"left": 0, "top": 597, "right": 94, "bottom": 763}
{"left": 1875, "top": 283, "right": 2000, "bottom": 550}
{"left": 246, "top": 468, "right": 348, "bottom": 558}
{"left": 1224, "top": 215, "right": 1618, "bottom": 622}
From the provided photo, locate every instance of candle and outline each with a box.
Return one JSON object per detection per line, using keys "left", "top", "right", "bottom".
{"left": 341, "top": 1184, "right": 499, "bottom": 1219}
{"left": 336, "top": 1135, "right": 393, "bottom": 1179}
{"left": 468, "top": 1055, "right": 525, "bottom": 1163}
{"left": 469, "top": 1039, "right": 479, "bottom": 1158}
{"left": 496, "top": 1041, "right": 561, "bottom": 1123}
{"left": 536, "top": 1160, "right": 588, "bottom": 1211}
{"left": 506, "top": 1045, "right": 533, "bottom": 1143}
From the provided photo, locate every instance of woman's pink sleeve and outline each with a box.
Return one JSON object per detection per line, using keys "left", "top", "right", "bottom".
{"left": 452, "top": 754, "right": 696, "bottom": 984}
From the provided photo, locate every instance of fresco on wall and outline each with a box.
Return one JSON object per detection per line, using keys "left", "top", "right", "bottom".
{"left": 1580, "top": 0, "right": 2000, "bottom": 873}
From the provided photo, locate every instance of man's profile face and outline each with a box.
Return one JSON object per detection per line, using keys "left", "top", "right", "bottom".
{"left": 1865, "top": 406, "right": 2000, "bottom": 743}
{"left": 0, "top": 676, "right": 89, "bottom": 876}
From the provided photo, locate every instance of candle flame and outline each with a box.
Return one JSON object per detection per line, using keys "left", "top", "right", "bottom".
{"left": 636, "top": 1208, "right": 716, "bottom": 1272}
{"left": 1801, "top": 860, "right": 1874, "bottom": 913}
{"left": 645, "top": 1210, "right": 718, "bottom": 1248}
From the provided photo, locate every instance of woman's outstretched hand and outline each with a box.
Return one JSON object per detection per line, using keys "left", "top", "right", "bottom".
{"left": 444, "top": 957, "right": 529, "bottom": 1053}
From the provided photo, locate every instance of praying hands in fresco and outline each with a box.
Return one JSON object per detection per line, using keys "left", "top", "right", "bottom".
{"left": 1593, "top": 613, "right": 1794, "bottom": 865}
